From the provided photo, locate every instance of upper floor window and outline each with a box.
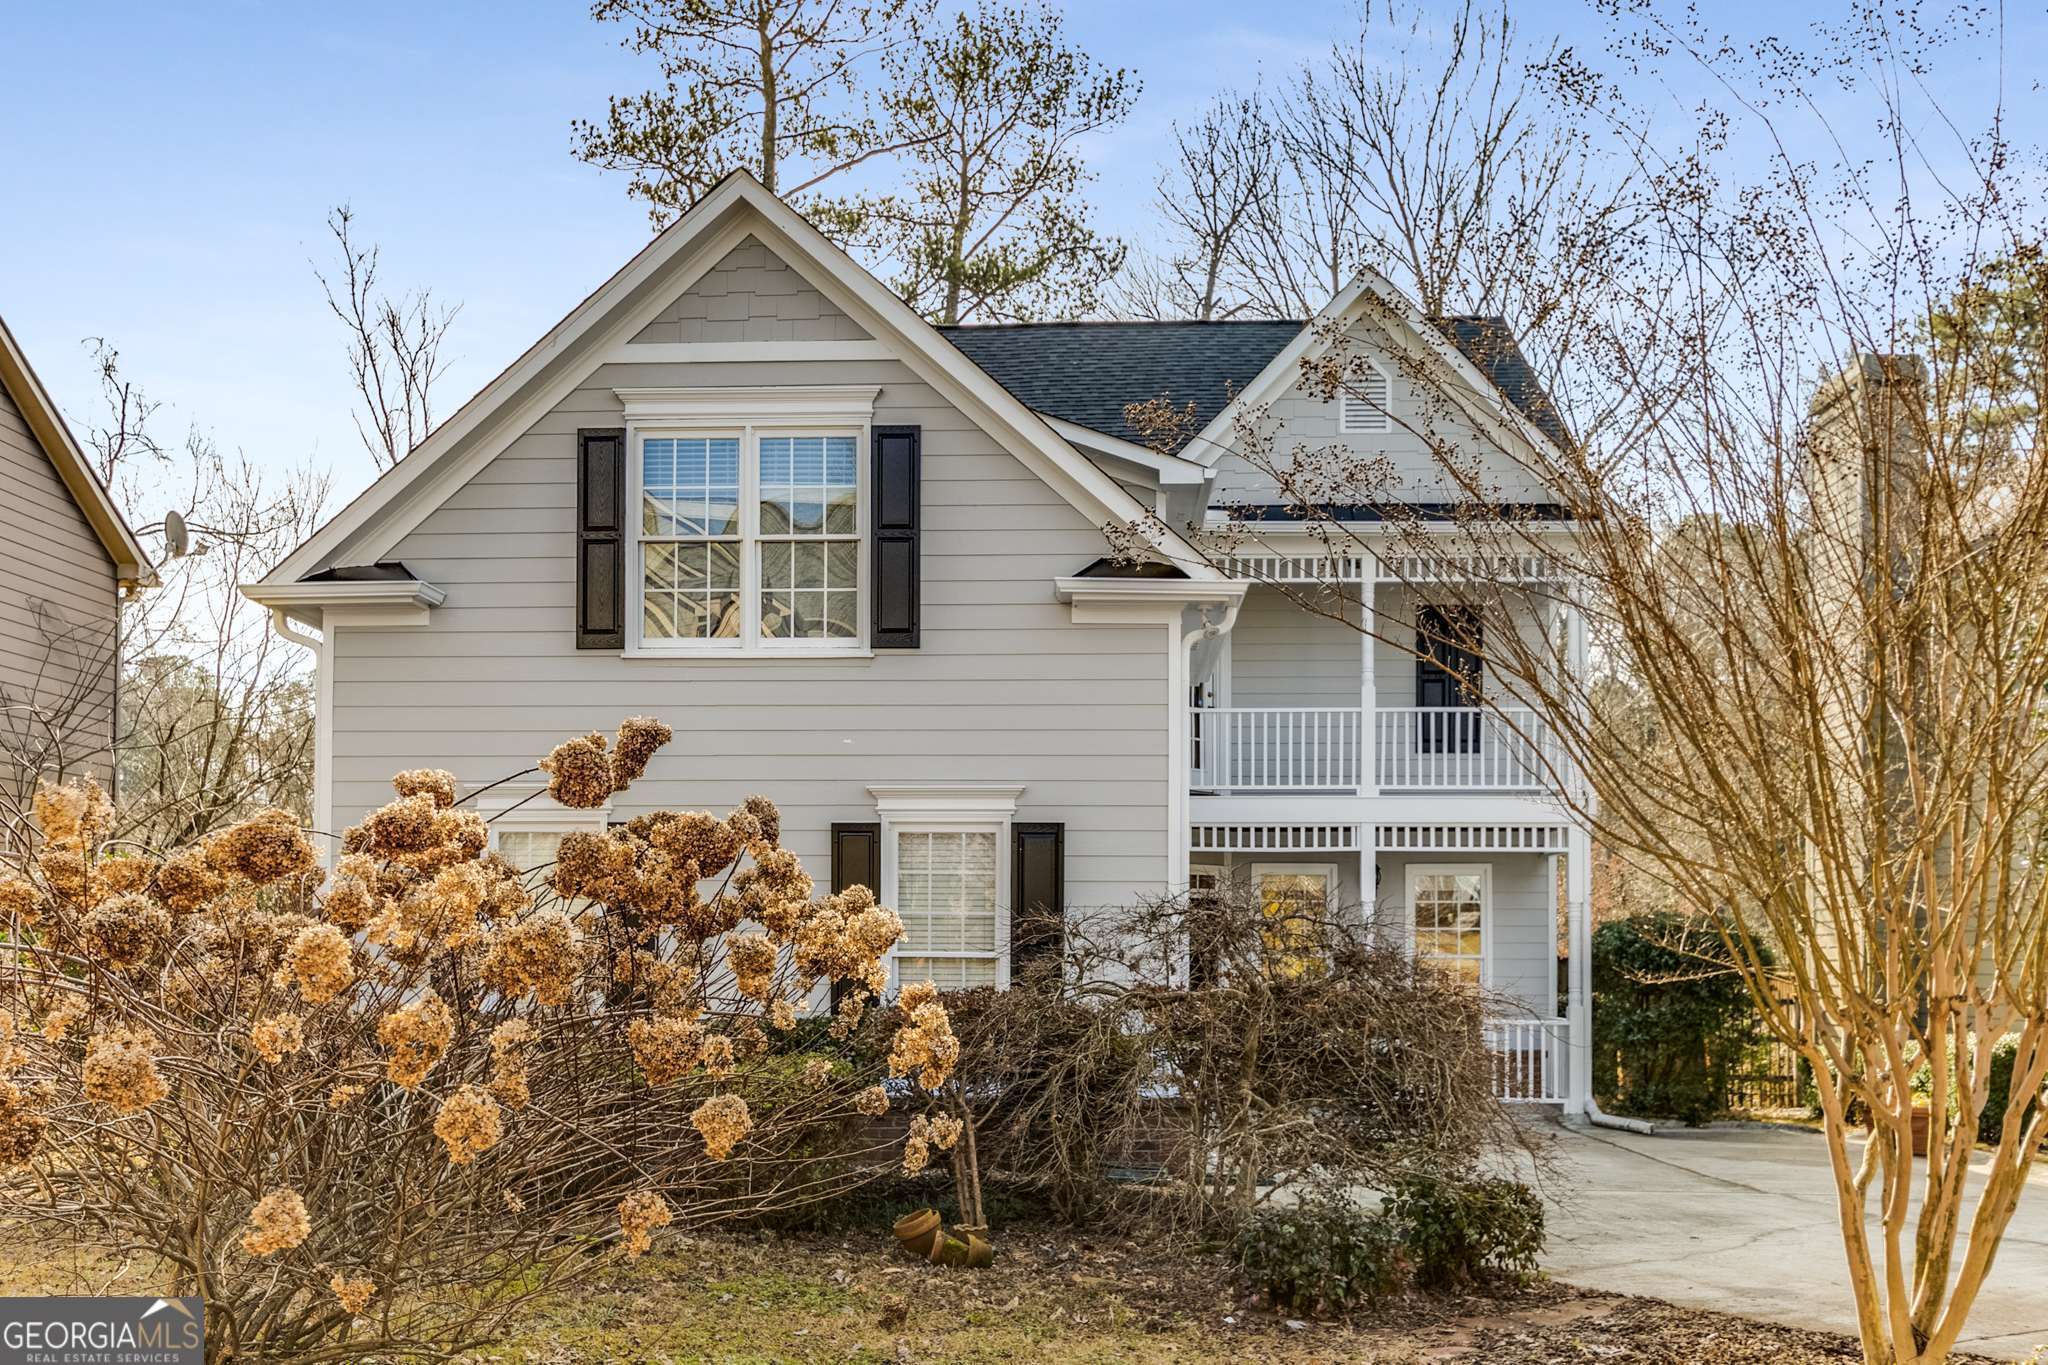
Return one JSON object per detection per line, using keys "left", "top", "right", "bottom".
{"left": 632, "top": 427, "right": 864, "bottom": 651}
{"left": 1340, "top": 361, "right": 1393, "bottom": 434}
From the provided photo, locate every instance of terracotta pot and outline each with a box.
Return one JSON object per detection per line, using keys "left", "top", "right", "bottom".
{"left": 893, "top": 1209, "right": 942, "bottom": 1259}
{"left": 1911, "top": 1106, "right": 1932, "bottom": 1158}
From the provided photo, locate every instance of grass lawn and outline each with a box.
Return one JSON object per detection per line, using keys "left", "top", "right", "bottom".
{"left": 0, "top": 1220, "right": 2003, "bottom": 1363}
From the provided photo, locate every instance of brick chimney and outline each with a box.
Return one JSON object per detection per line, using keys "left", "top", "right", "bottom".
{"left": 1807, "top": 353, "right": 1928, "bottom": 619}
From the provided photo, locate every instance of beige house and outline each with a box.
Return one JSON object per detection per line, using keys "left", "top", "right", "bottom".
{"left": 246, "top": 173, "right": 1595, "bottom": 1110}
{"left": 0, "top": 313, "right": 153, "bottom": 797}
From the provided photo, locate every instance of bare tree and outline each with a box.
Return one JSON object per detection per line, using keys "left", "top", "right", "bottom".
{"left": 1136, "top": 7, "right": 2048, "bottom": 1362}
{"left": 1114, "top": 94, "right": 1271, "bottom": 321}
{"left": 314, "top": 205, "right": 459, "bottom": 475}
{"left": 574, "top": 0, "right": 935, "bottom": 227}
{"left": 838, "top": 1, "right": 1137, "bottom": 323}
{"left": 0, "top": 345, "right": 330, "bottom": 850}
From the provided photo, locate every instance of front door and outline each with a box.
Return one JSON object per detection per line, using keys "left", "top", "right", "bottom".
{"left": 1416, "top": 606, "right": 1482, "bottom": 754}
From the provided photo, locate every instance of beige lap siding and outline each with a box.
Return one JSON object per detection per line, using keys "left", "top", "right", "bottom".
{"left": 327, "top": 355, "right": 1172, "bottom": 921}
{"left": 0, "top": 380, "right": 119, "bottom": 783}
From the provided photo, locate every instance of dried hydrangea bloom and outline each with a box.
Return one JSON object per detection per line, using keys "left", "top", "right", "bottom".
{"left": 95, "top": 857, "right": 157, "bottom": 898}
{"left": 828, "top": 994, "right": 866, "bottom": 1043}
{"left": 690, "top": 1093, "right": 752, "bottom": 1160}
{"left": 327, "top": 1082, "right": 365, "bottom": 1109}
{"left": 852, "top": 1085, "right": 890, "bottom": 1118}
{"left": 645, "top": 811, "right": 741, "bottom": 879}
{"left": 699, "top": 1032, "right": 736, "bottom": 1080}
{"left": 627, "top": 1015, "right": 703, "bottom": 1087}
{"left": 481, "top": 910, "right": 583, "bottom": 1006}
{"left": 803, "top": 1057, "right": 835, "bottom": 1088}
{"left": 249, "top": 1013, "right": 305, "bottom": 1064}
{"left": 356, "top": 793, "right": 440, "bottom": 857}
{"left": 725, "top": 933, "right": 778, "bottom": 1001}
{"left": 548, "top": 831, "right": 635, "bottom": 904}
{"left": 617, "top": 1190, "right": 672, "bottom": 1258}
{"left": 609, "top": 716, "right": 672, "bottom": 790}
{"left": 911, "top": 1112, "right": 963, "bottom": 1153}
{"left": 377, "top": 990, "right": 455, "bottom": 1088}
{"left": 83, "top": 1027, "right": 169, "bottom": 1115}
{"left": 32, "top": 778, "right": 113, "bottom": 852}
{"left": 319, "top": 859, "right": 379, "bottom": 933}
{"left": 240, "top": 1188, "right": 311, "bottom": 1256}
{"left": 769, "top": 999, "right": 797, "bottom": 1032}
{"left": 330, "top": 1272, "right": 376, "bottom": 1315}
{"left": 205, "top": 808, "right": 320, "bottom": 885}
{"left": 901, "top": 1132, "right": 930, "bottom": 1174}
{"left": 433, "top": 1084, "right": 504, "bottom": 1164}
{"left": 0, "top": 1079, "right": 47, "bottom": 1169}
{"left": 411, "top": 808, "right": 490, "bottom": 872}
{"left": 391, "top": 768, "right": 458, "bottom": 809}
{"left": 40, "top": 1000, "right": 84, "bottom": 1045}
{"left": 540, "top": 733, "right": 613, "bottom": 809}
{"left": 153, "top": 847, "right": 223, "bottom": 916}
{"left": 0, "top": 1013, "right": 22, "bottom": 1077}
{"left": 738, "top": 794, "right": 781, "bottom": 848}
{"left": 0, "top": 875, "right": 41, "bottom": 927}
{"left": 733, "top": 849, "right": 813, "bottom": 938}
{"left": 80, "top": 893, "right": 171, "bottom": 971}
{"left": 289, "top": 923, "right": 356, "bottom": 1004}
{"left": 887, "top": 984, "right": 960, "bottom": 1091}
{"left": 35, "top": 848, "right": 93, "bottom": 905}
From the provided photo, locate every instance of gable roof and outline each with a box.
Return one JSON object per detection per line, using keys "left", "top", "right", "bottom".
{"left": 260, "top": 171, "right": 1221, "bottom": 587}
{"left": 0, "top": 312, "right": 154, "bottom": 588}
{"left": 939, "top": 315, "right": 1569, "bottom": 455}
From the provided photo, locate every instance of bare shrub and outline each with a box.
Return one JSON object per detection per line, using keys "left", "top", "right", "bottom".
{"left": 909, "top": 882, "right": 1537, "bottom": 1237}
{"left": 0, "top": 719, "right": 953, "bottom": 1361}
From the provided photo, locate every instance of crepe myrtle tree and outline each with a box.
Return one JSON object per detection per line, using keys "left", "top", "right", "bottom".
{"left": 0, "top": 718, "right": 956, "bottom": 1362}
{"left": 1111, "top": 7, "right": 2048, "bottom": 1362}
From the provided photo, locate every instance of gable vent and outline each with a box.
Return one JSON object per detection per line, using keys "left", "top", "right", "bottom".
{"left": 1340, "top": 366, "right": 1392, "bottom": 434}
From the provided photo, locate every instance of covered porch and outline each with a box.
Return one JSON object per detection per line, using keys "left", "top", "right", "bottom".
{"left": 1187, "top": 817, "right": 1590, "bottom": 1109}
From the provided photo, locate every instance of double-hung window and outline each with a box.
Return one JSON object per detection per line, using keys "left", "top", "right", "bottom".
{"left": 893, "top": 829, "right": 1001, "bottom": 990}
{"left": 619, "top": 386, "right": 878, "bottom": 655}
{"left": 1407, "top": 864, "right": 1488, "bottom": 984}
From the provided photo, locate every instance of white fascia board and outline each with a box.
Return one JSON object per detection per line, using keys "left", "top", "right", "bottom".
{"left": 240, "top": 577, "right": 446, "bottom": 629}
{"left": 1042, "top": 415, "right": 1210, "bottom": 486}
{"left": 1181, "top": 278, "right": 1366, "bottom": 470}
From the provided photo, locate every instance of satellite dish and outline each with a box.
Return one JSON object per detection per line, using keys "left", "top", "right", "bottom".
{"left": 163, "top": 510, "right": 189, "bottom": 558}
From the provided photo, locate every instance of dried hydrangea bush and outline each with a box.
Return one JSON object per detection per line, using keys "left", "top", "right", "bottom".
{"left": 0, "top": 719, "right": 955, "bottom": 1362}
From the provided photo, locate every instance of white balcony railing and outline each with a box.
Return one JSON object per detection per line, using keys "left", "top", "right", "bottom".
{"left": 1189, "top": 705, "right": 1568, "bottom": 793}
{"left": 1374, "top": 707, "right": 1567, "bottom": 792}
{"left": 1190, "top": 707, "right": 1364, "bottom": 790}
{"left": 1485, "top": 1017, "right": 1569, "bottom": 1103}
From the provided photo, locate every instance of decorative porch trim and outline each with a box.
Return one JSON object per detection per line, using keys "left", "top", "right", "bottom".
{"left": 1191, "top": 822, "right": 1362, "bottom": 853}
{"left": 1375, "top": 553, "right": 1562, "bottom": 583}
{"left": 1374, "top": 823, "right": 1567, "bottom": 853}
{"left": 1224, "top": 553, "right": 1371, "bottom": 584}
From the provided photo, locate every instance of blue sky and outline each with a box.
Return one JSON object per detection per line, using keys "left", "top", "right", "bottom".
{"left": 1, "top": 2, "right": 2035, "bottom": 509}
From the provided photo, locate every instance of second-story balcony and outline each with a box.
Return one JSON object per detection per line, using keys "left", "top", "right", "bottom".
{"left": 1189, "top": 706, "right": 1571, "bottom": 794}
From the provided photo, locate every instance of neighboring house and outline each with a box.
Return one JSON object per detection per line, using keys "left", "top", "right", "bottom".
{"left": 0, "top": 312, "right": 154, "bottom": 799}
{"left": 245, "top": 172, "right": 1595, "bottom": 1111}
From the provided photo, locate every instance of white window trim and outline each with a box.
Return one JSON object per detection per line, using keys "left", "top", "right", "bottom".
{"left": 616, "top": 385, "right": 880, "bottom": 659}
{"left": 1250, "top": 863, "right": 1338, "bottom": 910}
{"left": 1405, "top": 861, "right": 1493, "bottom": 986}
{"left": 869, "top": 784, "right": 1023, "bottom": 992}
{"left": 481, "top": 790, "right": 613, "bottom": 866}
{"left": 1339, "top": 360, "right": 1393, "bottom": 434}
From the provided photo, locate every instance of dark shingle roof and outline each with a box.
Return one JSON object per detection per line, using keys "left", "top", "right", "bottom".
{"left": 937, "top": 321, "right": 1300, "bottom": 452}
{"left": 935, "top": 315, "right": 1571, "bottom": 454}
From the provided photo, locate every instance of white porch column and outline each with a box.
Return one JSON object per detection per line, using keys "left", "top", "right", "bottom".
{"left": 1562, "top": 584, "right": 1593, "bottom": 1114}
{"left": 1564, "top": 823, "right": 1592, "bottom": 1115}
{"left": 1359, "top": 571, "right": 1377, "bottom": 795}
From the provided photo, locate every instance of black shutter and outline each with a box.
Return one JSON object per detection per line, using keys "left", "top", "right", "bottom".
{"left": 871, "top": 424, "right": 921, "bottom": 648}
{"left": 1010, "top": 822, "right": 1065, "bottom": 986}
{"left": 830, "top": 823, "right": 882, "bottom": 1008}
{"left": 576, "top": 428, "right": 626, "bottom": 649}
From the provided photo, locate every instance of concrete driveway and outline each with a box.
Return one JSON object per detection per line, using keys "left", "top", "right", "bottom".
{"left": 1535, "top": 1122, "right": 2048, "bottom": 1359}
